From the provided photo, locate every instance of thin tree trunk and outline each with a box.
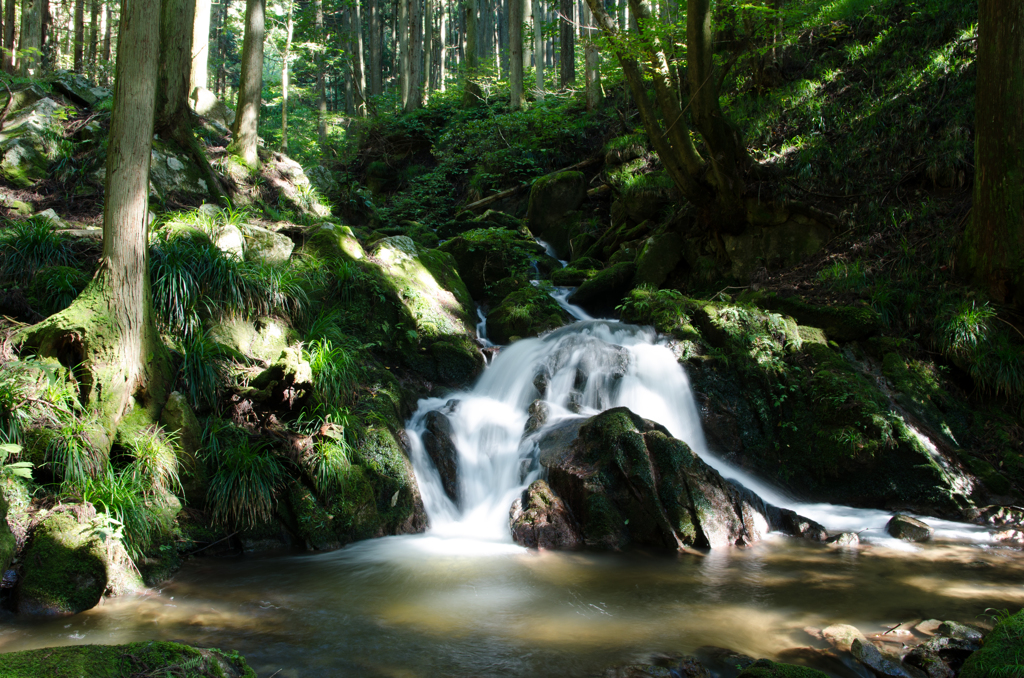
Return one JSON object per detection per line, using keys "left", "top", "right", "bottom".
{"left": 369, "top": 0, "right": 382, "bottom": 96}
{"left": 438, "top": 0, "right": 446, "bottom": 92}
{"left": 20, "top": 0, "right": 43, "bottom": 76}
{"left": 398, "top": 0, "right": 409, "bottom": 107}
{"left": 280, "top": 0, "right": 294, "bottom": 150}
{"left": 462, "top": 0, "right": 481, "bottom": 105}
{"left": 231, "top": 0, "right": 266, "bottom": 168}
{"left": 533, "top": 0, "right": 543, "bottom": 97}
{"left": 102, "top": 0, "right": 111, "bottom": 79}
{"left": 73, "top": 0, "right": 82, "bottom": 70}
{"left": 87, "top": 0, "right": 98, "bottom": 77}
{"left": 3, "top": 0, "right": 14, "bottom": 73}
{"left": 405, "top": 0, "right": 421, "bottom": 111}
{"left": 558, "top": 0, "right": 574, "bottom": 88}
{"left": 315, "top": 0, "right": 327, "bottom": 154}
{"left": 583, "top": 1, "right": 599, "bottom": 110}
{"left": 191, "top": 0, "right": 212, "bottom": 93}
{"left": 961, "top": 0, "right": 1024, "bottom": 306}
{"left": 353, "top": 0, "right": 366, "bottom": 115}
{"left": 509, "top": 0, "right": 522, "bottom": 109}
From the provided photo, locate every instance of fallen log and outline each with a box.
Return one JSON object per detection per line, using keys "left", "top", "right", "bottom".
{"left": 461, "top": 156, "right": 602, "bottom": 213}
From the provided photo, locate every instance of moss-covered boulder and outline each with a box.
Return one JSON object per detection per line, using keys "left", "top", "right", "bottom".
{"left": 634, "top": 232, "right": 685, "bottom": 288}
{"left": 509, "top": 479, "right": 583, "bottom": 549}
{"left": 487, "top": 286, "right": 571, "bottom": 344}
{"left": 0, "top": 641, "right": 256, "bottom": 678}
{"left": 17, "top": 507, "right": 142, "bottom": 617}
{"left": 243, "top": 224, "right": 294, "bottom": 264}
{"left": 539, "top": 407, "right": 827, "bottom": 551}
{"left": 303, "top": 222, "right": 367, "bottom": 262}
{"left": 722, "top": 217, "right": 832, "bottom": 280}
{"left": 737, "top": 659, "right": 830, "bottom": 678}
{"left": 959, "top": 610, "right": 1020, "bottom": 678}
{"left": 567, "top": 261, "right": 637, "bottom": 315}
{"left": 286, "top": 481, "right": 341, "bottom": 550}
{"left": 527, "top": 171, "right": 586, "bottom": 238}
{"left": 439, "top": 227, "right": 544, "bottom": 302}
{"left": 0, "top": 490, "right": 16, "bottom": 573}
{"left": 247, "top": 347, "right": 313, "bottom": 409}
{"left": 0, "top": 98, "right": 65, "bottom": 188}
{"left": 208, "top": 316, "right": 300, "bottom": 365}
{"left": 160, "top": 391, "right": 206, "bottom": 506}
{"left": 550, "top": 266, "right": 598, "bottom": 287}
{"left": 149, "top": 138, "right": 212, "bottom": 203}
{"left": 760, "top": 294, "right": 880, "bottom": 342}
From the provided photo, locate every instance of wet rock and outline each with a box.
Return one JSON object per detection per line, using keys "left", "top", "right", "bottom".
{"left": 190, "top": 85, "right": 236, "bottom": 127}
{"left": 695, "top": 647, "right": 756, "bottom": 674}
{"left": 244, "top": 224, "right": 295, "bottom": 264}
{"left": 487, "top": 285, "right": 571, "bottom": 345}
{"left": 774, "top": 648, "right": 868, "bottom": 678}
{"left": 422, "top": 410, "right": 459, "bottom": 504}
{"left": 634, "top": 232, "right": 684, "bottom": 288}
{"left": 533, "top": 367, "right": 551, "bottom": 398}
{"left": 738, "top": 659, "right": 830, "bottom": 678}
{"left": 904, "top": 637, "right": 979, "bottom": 678}
{"left": 823, "top": 624, "right": 870, "bottom": 653}
{"left": 509, "top": 479, "right": 583, "bottom": 549}
{"left": 606, "top": 655, "right": 711, "bottom": 678}
{"left": 914, "top": 620, "right": 944, "bottom": 636}
{"left": 886, "top": 514, "right": 933, "bottom": 542}
{"left": 851, "top": 639, "right": 925, "bottom": 678}
{"left": 524, "top": 400, "right": 550, "bottom": 436}
{"left": 826, "top": 532, "right": 861, "bottom": 549}
{"left": 439, "top": 228, "right": 544, "bottom": 302}
{"left": 936, "top": 621, "right": 983, "bottom": 642}
{"left": 540, "top": 407, "right": 828, "bottom": 551}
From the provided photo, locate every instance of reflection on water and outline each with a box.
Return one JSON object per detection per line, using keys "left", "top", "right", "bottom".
{"left": 1, "top": 535, "right": 1020, "bottom": 677}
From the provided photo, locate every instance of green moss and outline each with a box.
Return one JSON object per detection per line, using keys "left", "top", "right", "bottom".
{"left": 551, "top": 266, "right": 598, "bottom": 287}
{"left": 488, "top": 286, "right": 569, "bottom": 344}
{"left": 959, "top": 609, "right": 1024, "bottom": 678}
{"left": 738, "top": 659, "right": 829, "bottom": 678}
{"left": 27, "top": 265, "right": 90, "bottom": 316}
{"left": 287, "top": 482, "right": 339, "bottom": 550}
{"left": 0, "top": 641, "right": 256, "bottom": 678}
{"left": 760, "top": 294, "right": 880, "bottom": 342}
{"left": 17, "top": 511, "right": 108, "bottom": 616}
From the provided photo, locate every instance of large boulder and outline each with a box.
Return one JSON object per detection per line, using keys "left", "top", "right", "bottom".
{"left": 527, "top": 171, "right": 586, "bottom": 237}
{"left": 0, "top": 98, "right": 65, "bottom": 188}
{"left": 539, "top": 407, "right": 828, "bottom": 550}
{"left": 303, "top": 222, "right": 366, "bottom": 262}
{"left": 160, "top": 391, "right": 207, "bottom": 506}
{"left": 439, "top": 227, "right": 544, "bottom": 302}
{"left": 851, "top": 639, "right": 926, "bottom": 678}
{"left": 208, "top": 316, "right": 300, "bottom": 365}
{"left": 247, "top": 347, "right": 313, "bottom": 410}
{"left": 722, "top": 217, "right": 832, "bottom": 280}
{"left": 51, "top": 71, "right": 104, "bottom": 108}
{"left": 421, "top": 410, "right": 460, "bottom": 504}
{"left": 190, "top": 86, "right": 236, "bottom": 127}
{"left": 17, "top": 507, "right": 142, "bottom": 617}
{"left": 509, "top": 479, "right": 583, "bottom": 549}
{"left": 244, "top": 224, "right": 295, "bottom": 264}
{"left": 634, "top": 231, "right": 684, "bottom": 288}
{"left": 568, "top": 261, "right": 637, "bottom": 315}
{"left": 149, "top": 139, "right": 211, "bottom": 202}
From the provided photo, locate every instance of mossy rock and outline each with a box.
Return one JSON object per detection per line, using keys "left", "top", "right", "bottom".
{"left": 286, "top": 482, "right": 340, "bottom": 550}
{"left": 550, "top": 266, "right": 598, "bottom": 287}
{"left": 0, "top": 641, "right": 256, "bottom": 678}
{"left": 488, "top": 286, "right": 571, "bottom": 344}
{"left": 430, "top": 338, "right": 484, "bottom": 384}
{"left": 527, "top": 171, "right": 586, "bottom": 238}
{"left": 17, "top": 508, "right": 140, "bottom": 617}
{"left": 160, "top": 391, "right": 207, "bottom": 507}
{"left": 634, "top": 232, "right": 684, "bottom": 288}
{"left": 303, "top": 223, "right": 366, "bottom": 262}
{"left": 0, "top": 491, "right": 15, "bottom": 572}
{"left": 760, "top": 294, "right": 880, "bottom": 342}
{"left": 439, "top": 227, "right": 544, "bottom": 302}
{"left": 737, "top": 659, "right": 829, "bottom": 678}
{"left": 567, "top": 261, "right": 637, "bottom": 315}
{"left": 959, "top": 609, "right": 1024, "bottom": 678}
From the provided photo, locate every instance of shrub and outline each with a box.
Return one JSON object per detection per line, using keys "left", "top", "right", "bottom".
{"left": 205, "top": 436, "right": 286, "bottom": 530}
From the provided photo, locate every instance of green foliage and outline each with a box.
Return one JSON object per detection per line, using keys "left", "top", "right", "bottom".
{"left": 120, "top": 426, "right": 182, "bottom": 494}
{"left": 204, "top": 432, "right": 286, "bottom": 530}
{"left": 0, "top": 218, "right": 75, "bottom": 282}
{"left": 174, "top": 331, "right": 240, "bottom": 413}
{"left": 30, "top": 265, "right": 90, "bottom": 315}
{"left": 46, "top": 420, "right": 102, "bottom": 486}
{"left": 310, "top": 439, "right": 352, "bottom": 496}
{"left": 816, "top": 259, "right": 868, "bottom": 293}
{"left": 0, "top": 442, "right": 33, "bottom": 480}
{"left": 77, "top": 462, "right": 173, "bottom": 560}
{"left": 305, "top": 336, "right": 362, "bottom": 405}
{"left": 937, "top": 300, "right": 996, "bottom": 358}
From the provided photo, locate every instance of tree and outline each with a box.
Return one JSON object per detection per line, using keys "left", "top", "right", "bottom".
{"left": 280, "top": 0, "right": 295, "bottom": 150}
{"left": 558, "top": 0, "right": 573, "bottom": 88}
{"left": 21, "top": 0, "right": 170, "bottom": 451}
{"left": 960, "top": 0, "right": 1024, "bottom": 307}
{"left": 191, "top": 0, "right": 213, "bottom": 92}
{"left": 231, "top": 0, "right": 266, "bottom": 168}
{"left": 509, "top": 0, "right": 523, "bottom": 109}
{"left": 462, "top": 0, "right": 482, "bottom": 105}
{"left": 20, "top": 0, "right": 44, "bottom": 76}
{"left": 584, "top": 0, "right": 828, "bottom": 237}
{"left": 314, "top": 0, "right": 327, "bottom": 154}
{"left": 73, "top": 0, "right": 84, "bottom": 71}
{"left": 582, "top": 1, "right": 600, "bottom": 110}
{"left": 3, "top": 0, "right": 14, "bottom": 74}
{"left": 532, "top": 0, "right": 542, "bottom": 97}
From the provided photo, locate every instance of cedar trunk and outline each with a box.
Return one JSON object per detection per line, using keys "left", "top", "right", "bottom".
{"left": 191, "top": 0, "right": 213, "bottom": 92}
{"left": 231, "top": 0, "right": 266, "bottom": 168}
{"left": 558, "top": 0, "right": 574, "bottom": 88}
{"left": 509, "top": 0, "right": 522, "bottom": 108}
{"left": 961, "top": 0, "right": 1024, "bottom": 306}
{"left": 315, "top": 0, "right": 327, "bottom": 153}
{"left": 20, "top": 0, "right": 43, "bottom": 76}
{"left": 3, "top": 0, "right": 13, "bottom": 73}
{"left": 73, "top": 0, "right": 83, "bottom": 71}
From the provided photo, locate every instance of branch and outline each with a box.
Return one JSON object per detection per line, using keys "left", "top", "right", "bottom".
{"left": 461, "top": 156, "right": 602, "bottom": 212}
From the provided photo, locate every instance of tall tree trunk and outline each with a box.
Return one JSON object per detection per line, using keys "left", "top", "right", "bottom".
{"left": 314, "top": 0, "right": 327, "bottom": 153}
{"left": 558, "top": 0, "right": 573, "bottom": 88}
{"left": 532, "top": 0, "right": 542, "bottom": 97}
{"left": 87, "top": 0, "right": 98, "bottom": 77}
{"left": 509, "top": 0, "right": 522, "bottom": 109}
{"left": 3, "top": 0, "right": 14, "bottom": 73}
{"left": 280, "top": 0, "right": 294, "bottom": 151}
{"left": 23, "top": 0, "right": 170, "bottom": 449}
{"left": 73, "top": 0, "right": 83, "bottom": 70}
{"left": 438, "top": 0, "right": 446, "bottom": 92}
{"left": 583, "top": 1, "right": 599, "bottom": 110}
{"left": 405, "top": 0, "right": 421, "bottom": 111}
{"left": 960, "top": 0, "right": 1024, "bottom": 307}
{"left": 353, "top": 0, "right": 366, "bottom": 115}
{"left": 102, "top": 0, "right": 111, "bottom": 78}
{"left": 20, "top": 0, "right": 43, "bottom": 76}
{"left": 462, "top": 0, "right": 481, "bottom": 105}
{"left": 369, "top": 0, "right": 382, "bottom": 96}
{"left": 231, "top": 0, "right": 265, "bottom": 168}
{"left": 191, "top": 0, "right": 212, "bottom": 92}
{"left": 398, "top": 0, "right": 409, "bottom": 107}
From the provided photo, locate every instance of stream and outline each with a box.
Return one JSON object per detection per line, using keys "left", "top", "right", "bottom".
{"left": 0, "top": 253, "right": 1020, "bottom": 677}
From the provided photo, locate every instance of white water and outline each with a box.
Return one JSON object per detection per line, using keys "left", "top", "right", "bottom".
{"left": 406, "top": 318, "right": 991, "bottom": 549}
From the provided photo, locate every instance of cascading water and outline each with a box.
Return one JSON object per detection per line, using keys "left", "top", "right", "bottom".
{"left": 408, "top": 246, "right": 992, "bottom": 548}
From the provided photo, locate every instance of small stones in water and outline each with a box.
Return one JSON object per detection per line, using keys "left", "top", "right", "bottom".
{"left": 822, "top": 624, "right": 869, "bottom": 653}
{"left": 886, "top": 514, "right": 934, "bottom": 542}
{"left": 936, "top": 621, "right": 983, "bottom": 642}
{"left": 851, "top": 639, "right": 926, "bottom": 678}
{"left": 826, "top": 532, "right": 860, "bottom": 549}
{"left": 915, "top": 620, "right": 944, "bottom": 636}
{"left": 509, "top": 479, "right": 583, "bottom": 549}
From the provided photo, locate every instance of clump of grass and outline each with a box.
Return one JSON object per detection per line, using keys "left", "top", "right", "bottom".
{"left": 205, "top": 436, "right": 286, "bottom": 530}
{"left": 0, "top": 218, "right": 76, "bottom": 282}
{"left": 310, "top": 439, "right": 351, "bottom": 496}
{"left": 817, "top": 259, "right": 869, "bottom": 293}
{"left": 121, "top": 425, "right": 182, "bottom": 493}
{"left": 937, "top": 300, "right": 996, "bottom": 358}
{"left": 46, "top": 421, "right": 104, "bottom": 486}
{"left": 306, "top": 337, "right": 361, "bottom": 405}
{"left": 174, "top": 331, "right": 240, "bottom": 412}
{"left": 33, "top": 265, "right": 90, "bottom": 315}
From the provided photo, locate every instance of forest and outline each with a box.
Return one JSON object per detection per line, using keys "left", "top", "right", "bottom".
{"left": 0, "top": 0, "right": 1022, "bottom": 676}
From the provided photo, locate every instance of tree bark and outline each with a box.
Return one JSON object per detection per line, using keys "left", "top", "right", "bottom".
{"left": 20, "top": 0, "right": 43, "bottom": 76}
{"left": 406, "top": 0, "right": 422, "bottom": 111}
{"left": 369, "top": 0, "right": 382, "bottom": 96}
{"left": 532, "top": 0, "right": 543, "bottom": 97}
{"left": 231, "top": 0, "right": 265, "bottom": 168}
{"left": 191, "top": 0, "right": 212, "bottom": 92}
{"left": 462, "top": 0, "right": 481, "bottom": 105}
{"left": 23, "top": 0, "right": 170, "bottom": 449}
{"left": 353, "top": 0, "right": 366, "bottom": 115}
{"left": 280, "top": 0, "right": 294, "bottom": 151}
{"left": 961, "top": 0, "right": 1024, "bottom": 307}
{"left": 509, "top": 0, "right": 522, "bottom": 108}
{"left": 559, "top": 0, "right": 574, "bottom": 88}
{"left": 3, "top": 0, "right": 14, "bottom": 74}
{"left": 88, "top": 0, "right": 99, "bottom": 77}
{"left": 73, "top": 0, "right": 83, "bottom": 71}
{"left": 583, "top": 1, "right": 600, "bottom": 110}
{"left": 314, "top": 0, "right": 327, "bottom": 154}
